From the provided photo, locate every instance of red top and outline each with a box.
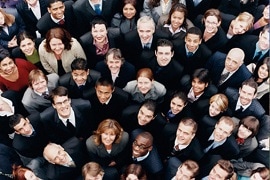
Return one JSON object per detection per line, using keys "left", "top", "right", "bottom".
{"left": 0, "top": 58, "right": 37, "bottom": 92}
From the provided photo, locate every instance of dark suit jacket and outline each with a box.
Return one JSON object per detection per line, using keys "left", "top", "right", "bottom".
{"left": 72, "top": 0, "right": 120, "bottom": 36}
{"left": 58, "top": 70, "right": 101, "bottom": 99}
{"left": 46, "top": 137, "right": 86, "bottom": 180}
{"left": 224, "top": 87, "right": 265, "bottom": 120}
{"left": 206, "top": 51, "right": 252, "bottom": 92}
{"left": 79, "top": 32, "right": 118, "bottom": 69}
{"left": 122, "top": 29, "right": 169, "bottom": 69}
{"left": 16, "top": 0, "right": 48, "bottom": 37}
{"left": 12, "top": 113, "right": 48, "bottom": 158}
{"left": 95, "top": 61, "right": 136, "bottom": 88}
{"left": 40, "top": 99, "right": 92, "bottom": 144}
{"left": 173, "top": 39, "right": 212, "bottom": 75}
{"left": 218, "top": 0, "right": 258, "bottom": 16}
{"left": 36, "top": 1, "right": 77, "bottom": 38}
{"left": 144, "top": 57, "right": 184, "bottom": 91}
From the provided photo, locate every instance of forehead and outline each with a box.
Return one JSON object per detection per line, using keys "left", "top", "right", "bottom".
{"left": 241, "top": 85, "right": 256, "bottom": 94}
{"left": 96, "top": 85, "right": 113, "bottom": 92}
{"left": 135, "top": 135, "right": 150, "bottom": 145}
{"left": 49, "top": 1, "right": 64, "bottom": 8}
{"left": 102, "top": 128, "right": 116, "bottom": 134}
{"left": 138, "top": 22, "right": 154, "bottom": 30}
{"left": 107, "top": 54, "right": 122, "bottom": 62}
{"left": 171, "top": 97, "right": 184, "bottom": 104}
{"left": 185, "top": 33, "right": 200, "bottom": 40}
{"left": 140, "top": 106, "right": 154, "bottom": 115}
{"left": 178, "top": 122, "right": 194, "bottom": 132}
{"left": 53, "top": 95, "right": 68, "bottom": 102}
{"left": 46, "top": 145, "right": 61, "bottom": 158}
{"left": 212, "top": 165, "right": 228, "bottom": 178}
{"left": 137, "top": 76, "right": 151, "bottom": 82}
{"left": 216, "top": 121, "right": 233, "bottom": 131}
{"left": 0, "top": 57, "right": 13, "bottom": 65}
{"left": 92, "top": 24, "right": 106, "bottom": 30}
{"left": 72, "top": 69, "right": 88, "bottom": 74}
{"left": 14, "top": 118, "right": 28, "bottom": 129}
{"left": 205, "top": 15, "right": 219, "bottom": 22}
{"left": 20, "top": 38, "right": 34, "bottom": 44}
{"left": 226, "top": 51, "right": 242, "bottom": 62}
{"left": 157, "top": 46, "right": 172, "bottom": 52}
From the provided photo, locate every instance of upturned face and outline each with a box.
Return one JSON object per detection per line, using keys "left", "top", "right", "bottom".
{"left": 175, "top": 165, "right": 195, "bottom": 180}
{"left": 176, "top": 122, "right": 195, "bottom": 145}
{"left": 208, "top": 165, "right": 229, "bottom": 180}
{"left": 209, "top": 102, "right": 222, "bottom": 117}
{"left": 132, "top": 135, "right": 152, "bottom": 158}
{"left": 231, "top": 20, "right": 248, "bottom": 35}
{"left": 14, "top": 118, "right": 33, "bottom": 136}
{"left": 106, "top": 54, "right": 122, "bottom": 74}
{"left": 170, "top": 11, "right": 185, "bottom": 31}
{"left": 137, "top": 77, "right": 152, "bottom": 94}
{"left": 20, "top": 38, "right": 35, "bottom": 56}
{"left": 239, "top": 85, "right": 256, "bottom": 106}
{"left": 123, "top": 3, "right": 136, "bottom": 19}
{"left": 91, "top": 24, "right": 108, "bottom": 44}
{"left": 257, "top": 63, "right": 268, "bottom": 80}
{"left": 185, "top": 34, "right": 201, "bottom": 52}
{"left": 237, "top": 124, "right": 252, "bottom": 139}
{"left": 204, "top": 15, "right": 220, "bottom": 34}
{"left": 49, "top": 38, "right": 64, "bottom": 55}
{"left": 101, "top": 129, "right": 116, "bottom": 146}
{"left": 258, "top": 30, "right": 270, "bottom": 51}
{"left": 45, "top": 145, "right": 69, "bottom": 165}
{"left": 170, "top": 97, "right": 186, "bottom": 115}
{"left": 48, "top": 1, "right": 65, "bottom": 20}
{"left": 191, "top": 78, "right": 208, "bottom": 96}
{"left": 31, "top": 76, "right": 48, "bottom": 94}
{"left": 72, "top": 69, "right": 89, "bottom": 86}
{"left": 137, "top": 23, "right": 155, "bottom": 44}
{"left": 52, "top": 96, "right": 71, "bottom": 119}
{"left": 213, "top": 121, "right": 233, "bottom": 142}
{"left": 95, "top": 85, "right": 114, "bottom": 104}
{"left": 24, "top": 170, "right": 40, "bottom": 180}
{"left": 155, "top": 46, "right": 173, "bottom": 66}
{"left": 0, "top": 57, "right": 16, "bottom": 75}
{"left": 137, "top": 106, "right": 154, "bottom": 126}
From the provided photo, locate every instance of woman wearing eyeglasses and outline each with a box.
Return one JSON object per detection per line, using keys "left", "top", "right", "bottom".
{"left": 86, "top": 119, "right": 129, "bottom": 180}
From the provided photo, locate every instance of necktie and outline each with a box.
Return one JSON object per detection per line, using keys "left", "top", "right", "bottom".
{"left": 133, "top": 157, "right": 137, "bottom": 162}
{"left": 66, "top": 119, "right": 76, "bottom": 134}
{"left": 235, "top": 106, "right": 243, "bottom": 114}
{"left": 204, "top": 140, "right": 214, "bottom": 153}
{"left": 193, "top": 0, "right": 201, "bottom": 6}
{"left": 171, "top": 145, "right": 179, "bottom": 156}
{"left": 236, "top": 137, "right": 245, "bottom": 145}
{"left": 144, "top": 43, "right": 151, "bottom": 49}
{"left": 252, "top": 51, "right": 262, "bottom": 63}
{"left": 58, "top": 19, "right": 65, "bottom": 25}
{"left": 78, "top": 85, "right": 84, "bottom": 91}
{"left": 42, "top": 92, "right": 50, "bottom": 100}
{"left": 187, "top": 52, "right": 193, "bottom": 58}
{"left": 94, "top": 4, "right": 101, "bottom": 15}
{"left": 218, "top": 72, "right": 230, "bottom": 86}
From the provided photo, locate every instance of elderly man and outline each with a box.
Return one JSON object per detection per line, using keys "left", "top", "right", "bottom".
{"left": 206, "top": 48, "right": 252, "bottom": 91}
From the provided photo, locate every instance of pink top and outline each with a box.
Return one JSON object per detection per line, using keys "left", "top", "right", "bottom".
{"left": 0, "top": 58, "right": 37, "bottom": 92}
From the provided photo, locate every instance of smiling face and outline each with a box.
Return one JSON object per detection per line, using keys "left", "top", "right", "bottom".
{"left": 45, "top": 144, "right": 69, "bottom": 165}
{"left": 185, "top": 34, "right": 202, "bottom": 52}
{"left": 13, "top": 118, "right": 33, "bottom": 136}
{"left": 71, "top": 69, "right": 89, "bottom": 86}
{"left": 95, "top": 85, "right": 114, "bottom": 104}
{"left": 137, "top": 22, "right": 155, "bottom": 44}
{"left": 137, "top": 106, "right": 154, "bottom": 126}
{"left": 48, "top": 1, "right": 65, "bottom": 20}
{"left": 170, "top": 11, "right": 185, "bottom": 31}
{"left": 213, "top": 121, "right": 233, "bottom": 142}
{"left": 176, "top": 122, "right": 195, "bottom": 145}
{"left": 258, "top": 30, "right": 270, "bottom": 51}
{"left": 257, "top": 63, "right": 269, "bottom": 80}
{"left": 0, "top": 57, "right": 16, "bottom": 75}
{"left": 49, "top": 38, "right": 64, "bottom": 55}
{"left": 191, "top": 78, "right": 208, "bottom": 96}
{"left": 231, "top": 20, "right": 248, "bottom": 35}
{"left": 225, "top": 50, "right": 243, "bottom": 72}
{"left": 204, "top": 15, "right": 220, "bottom": 34}
{"left": 170, "top": 97, "right": 186, "bottom": 115}
{"left": 20, "top": 38, "right": 35, "bottom": 56}
{"left": 155, "top": 46, "right": 174, "bottom": 66}
{"left": 52, "top": 95, "right": 71, "bottom": 119}
{"left": 101, "top": 128, "right": 116, "bottom": 146}
{"left": 239, "top": 85, "right": 256, "bottom": 106}
{"left": 123, "top": 3, "right": 136, "bottom": 19}
{"left": 24, "top": 170, "right": 40, "bottom": 180}
{"left": 31, "top": 76, "right": 48, "bottom": 94}
{"left": 132, "top": 135, "right": 152, "bottom": 158}
{"left": 106, "top": 54, "right": 122, "bottom": 74}
{"left": 175, "top": 165, "right": 195, "bottom": 180}
{"left": 137, "top": 77, "right": 152, "bottom": 94}
{"left": 237, "top": 124, "right": 252, "bottom": 139}
{"left": 263, "top": 5, "right": 270, "bottom": 20}
{"left": 91, "top": 24, "right": 108, "bottom": 44}
{"left": 209, "top": 102, "right": 222, "bottom": 117}
{"left": 208, "top": 164, "right": 229, "bottom": 180}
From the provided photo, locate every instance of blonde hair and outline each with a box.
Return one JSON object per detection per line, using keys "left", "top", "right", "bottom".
{"left": 233, "top": 12, "right": 254, "bottom": 31}
{"left": 0, "top": 8, "right": 15, "bottom": 26}
{"left": 209, "top": 93, "right": 228, "bottom": 112}
{"left": 82, "top": 162, "right": 104, "bottom": 178}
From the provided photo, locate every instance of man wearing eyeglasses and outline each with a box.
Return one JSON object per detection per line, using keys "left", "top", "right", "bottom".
{"left": 130, "top": 131, "right": 164, "bottom": 180}
{"left": 40, "top": 86, "right": 91, "bottom": 144}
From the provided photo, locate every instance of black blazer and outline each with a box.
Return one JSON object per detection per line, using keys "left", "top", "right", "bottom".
{"left": 46, "top": 137, "right": 86, "bottom": 180}
{"left": 173, "top": 39, "right": 212, "bottom": 75}
{"left": 36, "top": 1, "right": 78, "bottom": 38}
{"left": 206, "top": 51, "right": 252, "bottom": 92}
{"left": 16, "top": 0, "right": 48, "bottom": 37}
{"left": 58, "top": 70, "right": 101, "bottom": 99}
{"left": 40, "top": 99, "right": 92, "bottom": 144}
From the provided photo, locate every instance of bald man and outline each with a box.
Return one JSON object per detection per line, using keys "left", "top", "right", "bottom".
{"left": 206, "top": 48, "right": 252, "bottom": 91}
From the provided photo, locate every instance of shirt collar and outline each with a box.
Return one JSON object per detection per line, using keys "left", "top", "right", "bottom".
{"left": 134, "top": 151, "right": 150, "bottom": 161}
{"left": 50, "top": 15, "right": 65, "bottom": 24}
{"left": 255, "top": 42, "right": 269, "bottom": 54}
{"left": 236, "top": 98, "right": 251, "bottom": 111}
{"left": 185, "top": 44, "right": 198, "bottom": 55}
{"left": 28, "top": 0, "right": 40, "bottom": 9}
{"left": 58, "top": 108, "right": 75, "bottom": 126}
{"left": 164, "top": 24, "right": 186, "bottom": 35}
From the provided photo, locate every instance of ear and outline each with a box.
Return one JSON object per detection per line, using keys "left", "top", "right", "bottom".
{"left": 198, "top": 38, "right": 202, "bottom": 44}
{"left": 217, "top": 21, "right": 221, "bottom": 27}
{"left": 47, "top": 7, "right": 51, "bottom": 14}
{"left": 239, "top": 87, "right": 241, "bottom": 94}
{"left": 155, "top": 50, "right": 157, "bottom": 56}
{"left": 148, "top": 145, "right": 153, "bottom": 152}
{"left": 171, "top": 51, "right": 174, "bottom": 57}
{"left": 205, "top": 82, "right": 208, "bottom": 87}
{"left": 86, "top": 69, "right": 90, "bottom": 75}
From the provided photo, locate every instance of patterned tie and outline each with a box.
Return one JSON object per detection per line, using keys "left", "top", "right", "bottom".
{"left": 42, "top": 92, "right": 50, "bottom": 100}
{"left": 58, "top": 19, "right": 65, "bottom": 25}
{"left": 94, "top": 4, "right": 101, "bottom": 15}
{"left": 218, "top": 72, "right": 230, "bottom": 86}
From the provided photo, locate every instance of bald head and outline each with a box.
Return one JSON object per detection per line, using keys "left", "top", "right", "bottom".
{"left": 225, "top": 48, "right": 245, "bottom": 72}
{"left": 43, "top": 143, "right": 69, "bottom": 165}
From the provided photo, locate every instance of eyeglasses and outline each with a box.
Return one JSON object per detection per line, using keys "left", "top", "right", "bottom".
{"left": 133, "top": 141, "right": 151, "bottom": 150}
{"left": 54, "top": 99, "right": 70, "bottom": 106}
{"left": 205, "top": 20, "right": 218, "bottom": 26}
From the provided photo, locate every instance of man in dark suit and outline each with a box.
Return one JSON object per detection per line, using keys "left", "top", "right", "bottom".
{"left": 206, "top": 48, "right": 252, "bottom": 92}
{"left": 36, "top": 0, "right": 77, "bottom": 38}
{"left": 88, "top": 77, "right": 129, "bottom": 130}
{"left": 79, "top": 17, "right": 119, "bottom": 69}
{"left": 123, "top": 16, "right": 169, "bottom": 70}
{"left": 9, "top": 113, "right": 48, "bottom": 179}
{"left": 161, "top": 118, "right": 204, "bottom": 163}
{"left": 173, "top": 27, "right": 212, "bottom": 76}
{"left": 43, "top": 137, "right": 86, "bottom": 180}
{"left": 129, "top": 131, "right": 163, "bottom": 180}
{"left": 16, "top": 0, "right": 47, "bottom": 38}
{"left": 144, "top": 39, "right": 183, "bottom": 91}
{"left": 40, "top": 86, "right": 92, "bottom": 144}
{"left": 59, "top": 58, "right": 101, "bottom": 99}
{"left": 224, "top": 79, "right": 266, "bottom": 120}
{"left": 72, "top": 0, "right": 119, "bottom": 36}
{"left": 232, "top": 25, "right": 269, "bottom": 65}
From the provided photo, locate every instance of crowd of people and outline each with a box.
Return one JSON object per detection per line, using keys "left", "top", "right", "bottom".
{"left": 0, "top": 0, "right": 269, "bottom": 179}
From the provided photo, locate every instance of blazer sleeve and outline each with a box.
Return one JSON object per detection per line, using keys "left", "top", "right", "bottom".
{"left": 39, "top": 40, "right": 56, "bottom": 74}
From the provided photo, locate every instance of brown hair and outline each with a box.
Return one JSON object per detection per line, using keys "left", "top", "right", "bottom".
{"left": 203, "top": 9, "right": 222, "bottom": 24}
{"left": 120, "top": 164, "right": 147, "bottom": 180}
{"left": 93, "top": 119, "right": 124, "bottom": 145}
{"left": 217, "top": 116, "right": 235, "bottom": 130}
{"left": 28, "top": 69, "right": 48, "bottom": 88}
{"left": 180, "top": 160, "right": 199, "bottom": 178}
{"left": 165, "top": 3, "right": 188, "bottom": 29}
{"left": 180, "top": 118, "right": 198, "bottom": 134}
{"left": 44, "top": 27, "right": 72, "bottom": 52}
{"left": 216, "top": 159, "right": 234, "bottom": 179}
{"left": 209, "top": 93, "right": 228, "bottom": 112}
{"left": 232, "top": 12, "right": 254, "bottom": 32}
{"left": 251, "top": 167, "right": 269, "bottom": 180}
{"left": 0, "top": 9, "right": 15, "bottom": 26}
{"left": 239, "top": 116, "right": 259, "bottom": 138}
{"left": 82, "top": 162, "right": 104, "bottom": 178}
{"left": 105, "top": 48, "right": 125, "bottom": 63}
{"left": 12, "top": 165, "right": 33, "bottom": 180}
{"left": 136, "top": 68, "right": 154, "bottom": 81}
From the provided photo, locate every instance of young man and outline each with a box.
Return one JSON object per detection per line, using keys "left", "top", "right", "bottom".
{"left": 43, "top": 137, "right": 86, "bottom": 179}
{"left": 40, "top": 86, "right": 91, "bottom": 144}
{"left": 173, "top": 27, "right": 212, "bottom": 75}
{"left": 59, "top": 58, "right": 101, "bottom": 99}
{"left": 225, "top": 78, "right": 265, "bottom": 120}
{"left": 9, "top": 113, "right": 48, "bottom": 179}
{"left": 144, "top": 39, "right": 183, "bottom": 91}
{"left": 36, "top": 0, "right": 77, "bottom": 37}
{"left": 206, "top": 48, "right": 252, "bottom": 91}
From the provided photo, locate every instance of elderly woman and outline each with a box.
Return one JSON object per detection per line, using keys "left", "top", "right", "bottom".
{"left": 39, "top": 27, "right": 86, "bottom": 76}
{"left": 86, "top": 119, "right": 129, "bottom": 179}
{"left": 123, "top": 68, "right": 166, "bottom": 104}
{"left": 95, "top": 48, "right": 135, "bottom": 88}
